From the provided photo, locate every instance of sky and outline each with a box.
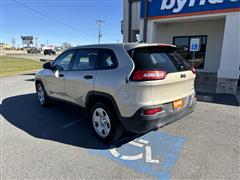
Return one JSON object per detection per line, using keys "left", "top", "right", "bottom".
{"left": 1, "top": 0, "right": 123, "bottom": 47}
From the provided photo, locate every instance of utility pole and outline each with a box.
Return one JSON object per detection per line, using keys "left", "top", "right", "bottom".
{"left": 35, "top": 37, "right": 38, "bottom": 48}
{"left": 11, "top": 37, "right": 16, "bottom": 48}
{"left": 96, "top": 20, "right": 105, "bottom": 44}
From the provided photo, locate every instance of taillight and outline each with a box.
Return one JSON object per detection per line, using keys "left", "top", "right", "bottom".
{"left": 143, "top": 107, "right": 163, "bottom": 116}
{"left": 132, "top": 70, "right": 166, "bottom": 81}
{"left": 191, "top": 67, "right": 196, "bottom": 74}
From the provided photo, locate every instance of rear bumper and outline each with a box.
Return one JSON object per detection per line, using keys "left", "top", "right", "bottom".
{"left": 120, "top": 94, "right": 196, "bottom": 134}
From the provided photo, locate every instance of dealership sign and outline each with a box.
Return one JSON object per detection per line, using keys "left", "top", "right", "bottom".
{"left": 21, "top": 36, "right": 33, "bottom": 45}
{"left": 141, "top": 0, "right": 240, "bottom": 18}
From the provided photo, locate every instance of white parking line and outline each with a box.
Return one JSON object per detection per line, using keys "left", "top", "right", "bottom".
{"left": 121, "top": 153, "right": 143, "bottom": 161}
{"left": 109, "top": 148, "right": 120, "bottom": 157}
{"left": 138, "top": 139, "right": 149, "bottom": 144}
{"left": 129, "top": 141, "right": 144, "bottom": 147}
{"left": 61, "top": 120, "right": 80, "bottom": 129}
{"left": 145, "top": 146, "right": 159, "bottom": 163}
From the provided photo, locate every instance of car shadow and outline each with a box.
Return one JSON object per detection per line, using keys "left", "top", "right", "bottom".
{"left": 25, "top": 78, "right": 35, "bottom": 82}
{"left": 0, "top": 93, "right": 139, "bottom": 150}
{"left": 22, "top": 73, "right": 36, "bottom": 76}
{"left": 196, "top": 91, "right": 239, "bottom": 106}
{"left": 40, "top": 59, "right": 52, "bottom": 62}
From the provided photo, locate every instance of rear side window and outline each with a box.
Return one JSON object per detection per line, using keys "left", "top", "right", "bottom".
{"left": 98, "top": 49, "right": 117, "bottom": 69}
{"left": 129, "top": 48, "right": 191, "bottom": 73}
{"left": 72, "top": 49, "right": 98, "bottom": 70}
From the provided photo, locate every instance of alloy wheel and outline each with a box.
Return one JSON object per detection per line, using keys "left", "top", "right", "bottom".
{"left": 92, "top": 108, "right": 111, "bottom": 138}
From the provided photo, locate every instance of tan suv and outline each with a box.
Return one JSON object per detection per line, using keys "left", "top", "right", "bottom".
{"left": 35, "top": 43, "right": 196, "bottom": 143}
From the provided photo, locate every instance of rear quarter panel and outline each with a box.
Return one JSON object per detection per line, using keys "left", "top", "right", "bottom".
{"left": 93, "top": 45, "right": 134, "bottom": 108}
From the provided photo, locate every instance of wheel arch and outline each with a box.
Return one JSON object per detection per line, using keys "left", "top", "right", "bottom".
{"left": 35, "top": 79, "right": 48, "bottom": 96}
{"left": 85, "top": 91, "right": 122, "bottom": 119}
{"left": 35, "top": 78, "right": 43, "bottom": 90}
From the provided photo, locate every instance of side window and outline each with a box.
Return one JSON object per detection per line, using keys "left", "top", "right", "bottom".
{"left": 99, "top": 50, "right": 117, "bottom": 69}
{"left": 72, "top": 49, "right": 98, "bottom": 70}
{"left": 53, "top": 50, "right": 75, "bottom": 71}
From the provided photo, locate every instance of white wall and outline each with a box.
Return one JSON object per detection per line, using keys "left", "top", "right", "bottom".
{"left": 150, "top": 18, "right": 225, "bottom": 73}
{"left": 218, "top": 12, "right": 240, "bottom": 79}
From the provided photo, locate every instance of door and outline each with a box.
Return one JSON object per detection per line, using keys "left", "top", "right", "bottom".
{"left": 44, "top": 50, "right": 76, "bottom": 99}
{"left": 65, "top": 49, "right": 98, "bottom": 106}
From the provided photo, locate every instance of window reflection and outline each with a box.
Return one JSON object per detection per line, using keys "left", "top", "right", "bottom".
{"left": 173, "top": 36, "right": 207, "bottom": 69}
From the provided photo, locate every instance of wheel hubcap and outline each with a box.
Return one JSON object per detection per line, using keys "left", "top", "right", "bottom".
{"left": 92, "top": 108, "right": 111, "bottom": 138}
{"left": 37, "top": 85, "right": 45, "bottom": 105}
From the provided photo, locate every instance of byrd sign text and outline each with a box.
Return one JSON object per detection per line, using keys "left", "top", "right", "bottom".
{"left": 141, "top": 0, "right": 240, "bottom": 18}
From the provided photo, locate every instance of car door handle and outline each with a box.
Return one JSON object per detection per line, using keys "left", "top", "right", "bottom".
{"left": 83, "top": 75, "right": 93, "bottom": 80}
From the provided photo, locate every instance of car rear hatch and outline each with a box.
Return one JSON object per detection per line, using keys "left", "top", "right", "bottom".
{"left": 127, "top": 45, "right": 196, "bottom": 105}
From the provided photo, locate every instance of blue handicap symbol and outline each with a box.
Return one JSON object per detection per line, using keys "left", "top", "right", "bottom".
{"left": 89, "top": 131, "right": 186, "bottom": 180}
{"left": 191, "top": 44, "right": 198, "bottom": 51}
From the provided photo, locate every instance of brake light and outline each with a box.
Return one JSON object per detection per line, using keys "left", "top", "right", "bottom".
{"left": 132, "top": 70, "right": 166, "bottom": 81}
{"left": 143, "top": 107, "right": 163, "bottom": 116}
{"left": 191, "top": 67, "right": 196, "bottom": 74}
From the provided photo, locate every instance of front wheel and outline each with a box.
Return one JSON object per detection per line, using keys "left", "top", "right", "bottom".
{"left": 36, "top": 82, "right": 49, "bottom": 107}
{"left": 90, "top": 102, "right": 123, "bottom": 143}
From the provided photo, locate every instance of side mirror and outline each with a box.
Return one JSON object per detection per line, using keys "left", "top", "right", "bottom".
{"left": 54, "top": 64, "right": 64, "bottom": 71}
{"left": 43, "top": 62, "right": 52, "bottom": 69}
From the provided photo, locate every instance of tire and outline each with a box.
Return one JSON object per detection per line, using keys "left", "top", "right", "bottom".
{"left": 36, "top": 82, "right": 49, "bottom": 107}
{"left": 90, "top": 102, "right": 124, "bottom": 143}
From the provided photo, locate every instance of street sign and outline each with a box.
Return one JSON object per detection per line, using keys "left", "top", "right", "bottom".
{"left": 190, "top": 38, "right": 200, "bottom": 52}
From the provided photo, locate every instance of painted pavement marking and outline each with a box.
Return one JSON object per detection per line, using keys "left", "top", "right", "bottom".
{"left": 89, "top": 131, "right": 186, "bottom": 180}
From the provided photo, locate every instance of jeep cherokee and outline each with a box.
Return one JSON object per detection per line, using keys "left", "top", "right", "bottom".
{"left": 35, "top": 43, "right": 196, "bottom": 143}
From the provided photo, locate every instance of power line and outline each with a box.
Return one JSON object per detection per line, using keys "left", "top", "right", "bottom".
{"left": 13, "top": 0, "right": 94, "bottom": 39}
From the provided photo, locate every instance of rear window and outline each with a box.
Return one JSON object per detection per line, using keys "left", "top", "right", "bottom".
{"left": 128, "top": 47, "right": 191, "bottom": 73}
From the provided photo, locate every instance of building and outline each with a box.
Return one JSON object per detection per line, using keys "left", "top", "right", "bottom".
{"left": 0, "top": 43, "right": 12, "bottom": 49}
{"left": 123, "top": 0, "right": 240, "bottom": 94}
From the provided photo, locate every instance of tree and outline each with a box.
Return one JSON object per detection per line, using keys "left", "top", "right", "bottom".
{"left": 62, "top": 42, "right": 72, "bottom": 49}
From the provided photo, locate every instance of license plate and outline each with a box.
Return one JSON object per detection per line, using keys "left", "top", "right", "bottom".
{"left": 173, "top": 99, "right": 184, "bottom": 110}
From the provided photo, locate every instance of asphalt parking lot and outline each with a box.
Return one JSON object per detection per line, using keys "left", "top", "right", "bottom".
{"left": 0, "top": 74, "right": 239, "bottom": 179}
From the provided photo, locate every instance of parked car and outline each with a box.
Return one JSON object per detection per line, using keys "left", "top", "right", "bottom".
{"left": 44, "top": 49, "right": 56, "bottom": 55}
{"left": 27, "top": 48, "right": 41, "bottom": 54}
{"left": 35, "top": 43, "right": 196, "bottom": 143}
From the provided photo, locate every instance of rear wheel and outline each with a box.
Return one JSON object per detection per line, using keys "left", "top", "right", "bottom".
{"left": 36, "top": 82, "right": 49, "bottom": 107}
{"left": 90, "top": 102, "right": 123, "bottom": 143}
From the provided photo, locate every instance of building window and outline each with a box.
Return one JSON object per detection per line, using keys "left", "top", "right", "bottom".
{"left": 173, "top": 36, "right": 207, "bottom": 69}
